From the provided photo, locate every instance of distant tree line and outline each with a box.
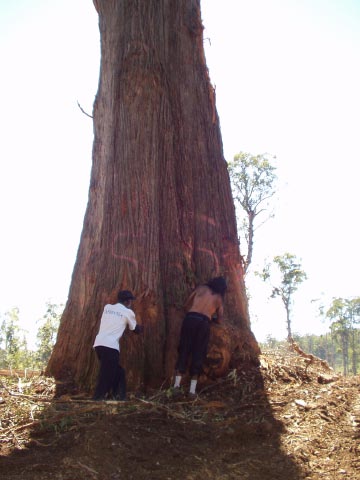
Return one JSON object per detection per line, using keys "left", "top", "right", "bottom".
{"left": 1, "top": 296, "right": 358, "bottom": 376}
{"left": 0, "top": 303, "right": 62, "bottom": 371}
{"left": 260, "top": 296, "right": 360, "bottom": 376}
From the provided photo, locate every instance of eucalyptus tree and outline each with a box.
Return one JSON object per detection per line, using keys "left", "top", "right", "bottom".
{"left": 228, "top": 152, "right": 277, "bottom": 273}
{"left": 258, "top": 253, "right": 307, "bottom": 341}
{"left": 326, "top": 297, "right": 360, "bottom": 375}
{"left": 0, "top": 308, "right": 26, "bottom": 369}
{"left": 36, "top": 303, "right": 63, "bottom": 368}
{"left": 47, "top": 1, "right": 260, "bottom": 392}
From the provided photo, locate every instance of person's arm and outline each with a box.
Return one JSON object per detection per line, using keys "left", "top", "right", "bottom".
{"left": 184, "top": 290, "right": 196, "bottom": 312}
{"left": 127, "top": 310, "right": 143, "bottom": 333}
{"left": 133, "top": 324, "right": 144, "bottom": 334}
{"left": 212, "top": 302, "right": 224, "bottom": 324}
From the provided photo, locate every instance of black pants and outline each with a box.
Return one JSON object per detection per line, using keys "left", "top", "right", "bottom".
{"left": 175, "top": 312, "right": 211, "bottom": 376}
{"left": 93, "top": 346, "right": 126, "bottom": 400}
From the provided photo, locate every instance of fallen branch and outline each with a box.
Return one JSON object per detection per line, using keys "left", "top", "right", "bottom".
{"left": 288, "top": 338, "right": 333, "bottom": 373}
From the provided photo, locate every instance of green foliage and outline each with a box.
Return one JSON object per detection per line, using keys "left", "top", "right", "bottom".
{"left": 228, "top": 152, "right": 277, "bottom": 215}
{"left": 263, "top": 334, "right": 287, "bottom": 349}
{"left": 35, "top": 302, "right": 63, "bottom": 368}
{"left": 228, "top": 152, "right": 277, "bottom": 273}
{"left": 325, "top": 297, "right": 360, "bottom": 375}
{"left": 0, "top": 307, "right": 33, "bottom": 369}
{"left": 0, "top": 303, "right": 63, "bottom": 370}
{"left": 257, "top": 253, "right": 307, "bottom": 340}
{"left": 271, "top": 253, "right": 307, "bottom": 304}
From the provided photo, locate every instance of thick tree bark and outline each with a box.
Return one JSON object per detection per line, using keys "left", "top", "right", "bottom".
{"left": 47, "top": 0, "right": 260, "bottom": 392}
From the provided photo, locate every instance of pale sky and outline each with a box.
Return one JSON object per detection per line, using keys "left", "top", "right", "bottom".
{"left": 0, "top": 0, "right": 359, "bottom": 344}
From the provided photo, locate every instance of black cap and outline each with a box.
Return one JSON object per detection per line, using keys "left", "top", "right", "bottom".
{"left": 118, "top": 290, "right": 136, "bottom": 303}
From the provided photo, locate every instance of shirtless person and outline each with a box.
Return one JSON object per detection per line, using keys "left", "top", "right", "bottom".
{"left": 173, "top": 276, "right": 227, "bottom": 396}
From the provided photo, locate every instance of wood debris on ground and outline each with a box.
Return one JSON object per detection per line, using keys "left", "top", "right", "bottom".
{"left": 0, "top": 346, "right": 359, "bottom": 480}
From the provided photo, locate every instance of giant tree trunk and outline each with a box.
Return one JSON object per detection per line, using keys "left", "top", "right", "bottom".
{"left": 47, "top": 0, "right": 260, "bottom": 392}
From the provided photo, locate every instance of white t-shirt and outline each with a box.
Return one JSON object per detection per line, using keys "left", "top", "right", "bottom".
{"left": 93, "top": 302, "right": 137, "bottom": 351}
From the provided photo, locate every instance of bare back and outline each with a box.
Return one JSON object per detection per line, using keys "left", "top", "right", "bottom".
{"left": 185, "top": 285, "right": 224, "bottom": 322}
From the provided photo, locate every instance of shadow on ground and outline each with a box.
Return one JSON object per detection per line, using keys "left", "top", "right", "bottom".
{"left": 0, "top": 363, "right": 307, "bottom": 480}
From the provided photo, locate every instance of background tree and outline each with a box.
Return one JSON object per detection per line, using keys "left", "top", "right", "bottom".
{"left": 257, "top": 253, "right": 307, "bottom": 341}
{"left": 0, "top": 308, "right": 29, "bottom": 369}
{"left": 47, "top": 1, "right": 260, "bottom": 392}
{"left": 0, "top": 318, "right": 5, "bottom": 364}
{"left": 350, "top": 327, "right": 360, "bottom": 375}
{"left": 348, "top": 297, "right": 360, "bottom": 375}
{"left": 35, "top": 302, "right": 63, "bottom": 369}
{"left": 228, "top": 152, "right": 277, "bottom": 273}
{"left": 326, "top": 297, "right": 360, "bottom": 376}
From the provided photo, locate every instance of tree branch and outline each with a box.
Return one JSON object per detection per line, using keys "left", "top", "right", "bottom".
{"left": 77, "top": 101, "right": 93, "bottom": 119}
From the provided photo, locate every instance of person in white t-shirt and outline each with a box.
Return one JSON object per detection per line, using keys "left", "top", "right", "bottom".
{"left": 92, "top": 290, "right": 143, "bottom": 401}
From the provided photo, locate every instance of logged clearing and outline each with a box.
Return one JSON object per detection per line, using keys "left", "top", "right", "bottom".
{"left": 1, "top": 349, "right": 359, "bottom": 480}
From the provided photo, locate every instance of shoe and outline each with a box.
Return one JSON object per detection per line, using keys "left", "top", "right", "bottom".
{"left": 111, "top": 389, "right": 127, "bottom": 401}
{"left": 92, "top": 396, "right": 106, "bottom": 401}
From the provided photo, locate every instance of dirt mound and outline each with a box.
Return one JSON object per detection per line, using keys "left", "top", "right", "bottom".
{"left": 1, "top": 349, "right": 359, "bottom": 479}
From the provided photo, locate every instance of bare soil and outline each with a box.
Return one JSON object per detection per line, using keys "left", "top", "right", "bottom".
{"left": 1, "top": 350, "right": 359, "bottom": 480}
